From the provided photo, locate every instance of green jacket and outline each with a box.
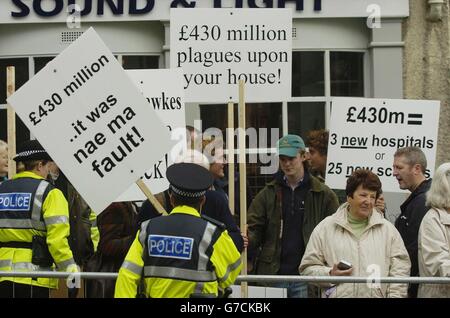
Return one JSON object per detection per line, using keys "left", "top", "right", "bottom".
{"left": 247, "top": 174, "right": 339, "bottom": 275}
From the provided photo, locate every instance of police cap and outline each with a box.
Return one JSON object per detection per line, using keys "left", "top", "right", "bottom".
{"left": 167, "top": 162, "right": 213, "bottom": 198}
{"left": 13, "top": 139, "right": 52, "bottom": 162}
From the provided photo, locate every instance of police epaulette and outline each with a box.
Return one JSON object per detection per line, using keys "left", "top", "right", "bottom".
{"left": 201, "top": 215, "right": 226, "bottom": 230}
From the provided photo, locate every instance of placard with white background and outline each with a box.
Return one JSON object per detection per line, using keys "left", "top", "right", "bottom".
{"left": 7, "top": 28, "right": 171, "bottom": 213}
{"left": 326, "top": 97, "right": 440, "bottom": 193}
{"left": 115, "top": 69, "right": 186, "bottom": 201}
{"left": 170, "top": 8, "right": 292, "bottom": 103}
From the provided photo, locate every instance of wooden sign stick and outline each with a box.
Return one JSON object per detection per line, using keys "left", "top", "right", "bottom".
{"left": 227, "top": 102, "right": 235, "bottom": 215}
{"left": 238, "top": 80, "right": 248, "bottom": 298}
{"left": 6, "top": 66, "right": 16, "bottom": 178}
{"left": 136, "top": 179, "right": 168, "bottom": 216}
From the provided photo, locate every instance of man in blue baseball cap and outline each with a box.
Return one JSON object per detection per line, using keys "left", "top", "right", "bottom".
{"left": 247, "top": 134, "right": 339, "bottom": 298}
{"left": 277, "top": 134, "right": 306, "bottom": 157}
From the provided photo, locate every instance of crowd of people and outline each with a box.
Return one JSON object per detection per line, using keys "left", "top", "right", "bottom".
{"left": 0, "top": 130, "right": 449, "bottom": 298}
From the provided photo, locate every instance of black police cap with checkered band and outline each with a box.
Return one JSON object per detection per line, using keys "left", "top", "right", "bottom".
{"left": 166, "top": 162, "right": 213, "bottom": 199}
{"left": 13, "top": 140, "right": 52, "bottom": 162}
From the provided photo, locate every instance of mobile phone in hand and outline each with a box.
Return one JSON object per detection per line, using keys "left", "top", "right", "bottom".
{"left": 337, "top": 260, "right": 352, "bottom": 270}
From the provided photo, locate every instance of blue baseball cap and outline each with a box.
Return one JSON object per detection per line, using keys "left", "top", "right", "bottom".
{"left": 277, "top": 134, "right": 306, "bottom": 157}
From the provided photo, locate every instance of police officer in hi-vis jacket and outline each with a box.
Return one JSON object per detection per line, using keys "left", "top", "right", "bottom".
{"left": 0, "top": 140, "right": 77, "bottom": 298}
{"left": 115, "top": 162, "right": 241, "bottom": 298}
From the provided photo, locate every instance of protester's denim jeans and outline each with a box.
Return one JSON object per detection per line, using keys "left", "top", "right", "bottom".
{"left": 271, "top": 281, "right": 308, "bottom": 298}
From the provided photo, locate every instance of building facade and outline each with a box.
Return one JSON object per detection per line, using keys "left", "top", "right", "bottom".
{"left": 403, "top": 0, "right": 450, "bottom": 166}
{"left": 1, "top": 0, "right": 447, "bottom": 197}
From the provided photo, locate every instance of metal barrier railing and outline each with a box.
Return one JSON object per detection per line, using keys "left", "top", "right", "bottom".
{"left": 236, "top": 275, "right": 450, "bottom": 284}
{"left": 1, "top": 271, "right": 449, "bottom": 297}
{"left": 1, "top": 271, "right": 450, "bottom": 284}
{"left": 0, "top": 271, "right": 117, "bottom": 280}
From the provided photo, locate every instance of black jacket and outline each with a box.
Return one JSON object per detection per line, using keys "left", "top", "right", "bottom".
{"left": 395, "top": 179, "right": 431, "bottom": 297}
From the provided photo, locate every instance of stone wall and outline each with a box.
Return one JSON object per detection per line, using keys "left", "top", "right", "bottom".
{"left": 403, "top": 0, "right": 450, "bottom": 166}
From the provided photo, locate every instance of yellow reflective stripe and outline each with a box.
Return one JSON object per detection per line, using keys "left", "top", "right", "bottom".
{"left": 121, "top": 260, "right": 143, "bottom": 275}
{"left": 144, "top": 266, "right": 216, "bottom": 282}
{"left": 124, "top": 233, "right": 144, "bottom": 270}
{"left": 194, "top": 282, "right": 204, "bottom": 294}
{"left": 0, "top": 219, "right": 45, "bottom": 230}
{"left": 31, "top": 180, "right": 49, "bottom": 222}
{"left": 218, "top": 258, "right": 242, "bottom": 283}
{"left": 44, "top": 215, "right": 69, "bottom": 225}
{"left": 139, "top": 221, "right": 150, "bottom": 247}
{"left": 12, "top": 262, "right": 41, "bottom": 271}
{"left": 115, "top": 234, "right": 143, "bottom": 298}
{"left": 198, "top": 222, "right": 216, "bottom": 271}
{"left": 0, "top": 260, "right": 50, "bottom": 271}
{"left": 0, "top": 219, "right": 33, "bottom": 228}
{"left": 56, "top": 258, "right": 76, "bottom": 270}
{"left": 31, "top": 220, "right": 46, "bottom": 230}
{"left": 0, "top": 260, "right": 12, "bottom": 268}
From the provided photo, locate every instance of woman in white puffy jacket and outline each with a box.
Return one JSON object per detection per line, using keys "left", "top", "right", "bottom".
{"left": 299, "top": 169, "right": 411, "bottom": 298}
{"left": 418, "top": 162, "right": 450, "bottom": 298}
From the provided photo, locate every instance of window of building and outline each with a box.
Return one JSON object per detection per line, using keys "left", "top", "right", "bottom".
{"left": 292, "top": 51, "right": 324, "bottom": 97}
{"left": 34, "top": 56, "right": 55, "bottom": 73}
{"left": 289, "top": 50, "right": 365, "bottom": 138}
{"left": 122, "top": 55, "right": 159, "bottom": 69}
{"left": 288, "top": 102, "right": 325, "bottom": 137}
{"left": 330, "top": 52, "right": 364, "bottom": 97}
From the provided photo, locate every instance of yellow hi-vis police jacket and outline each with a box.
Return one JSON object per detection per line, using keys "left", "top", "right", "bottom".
{"left": 0, "top": 171, "right": 76, "bottom": 289}
{"left": 115, "top": 205, "right": 242, "bottom": 298}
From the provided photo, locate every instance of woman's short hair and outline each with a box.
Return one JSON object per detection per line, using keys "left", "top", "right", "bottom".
{"left": 346, "top": 169, "right": 382, "bottom": 198}
{"left": 426, "top": 162, "right": 450, "bottom": 209}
